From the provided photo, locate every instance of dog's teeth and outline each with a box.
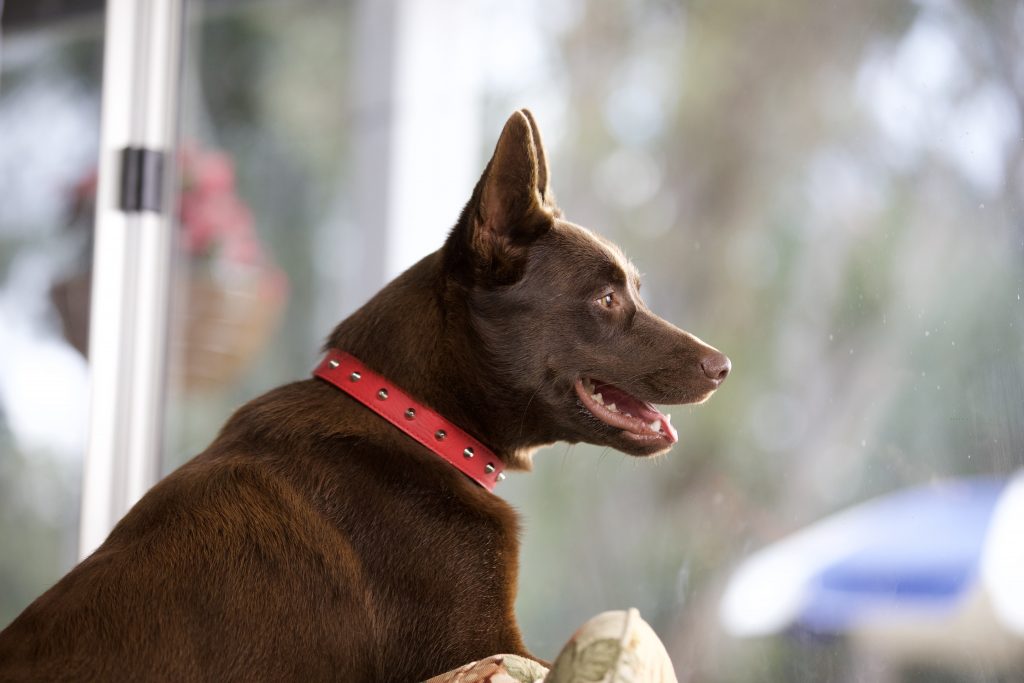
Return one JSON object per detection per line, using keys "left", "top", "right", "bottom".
{"left": 649, "top": 420, "right": 661, "bottom": 432}
{"left": 593, "top": 393, "right": 604, "bottom": 405}
{"left": 606, "top": 403, "right": 617, "bottom": 413}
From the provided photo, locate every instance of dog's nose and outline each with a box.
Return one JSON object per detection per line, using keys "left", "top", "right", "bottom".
{"left": 700, "top": 352, "right": 731, "bottom": 383}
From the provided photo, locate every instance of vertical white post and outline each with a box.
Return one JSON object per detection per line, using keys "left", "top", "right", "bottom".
{"left": 386, "top": 0, "right": 483, "bottom": 278}
{"left": 79, "top": 0, "right": 184, "bottom": 560}
{"left": 340, "top": 0, "right": 482, "bottom": 316}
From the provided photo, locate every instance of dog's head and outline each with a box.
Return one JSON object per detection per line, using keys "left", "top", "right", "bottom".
{"left": 444, "top": 110, "right": 729, "bottom": 460}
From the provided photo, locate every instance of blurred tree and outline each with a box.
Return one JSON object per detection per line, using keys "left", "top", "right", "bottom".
{"left": 488, "top": 0, "right": 1024, "bottom": 679}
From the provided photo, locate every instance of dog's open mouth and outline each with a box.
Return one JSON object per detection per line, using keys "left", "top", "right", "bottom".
{"left": 574, "top": 377, "right": 679, "bottom": 445}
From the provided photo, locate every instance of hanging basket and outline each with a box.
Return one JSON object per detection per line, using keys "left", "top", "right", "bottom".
{"left": 51, "top": 262, "right": 287, "bottom": 393}
{"left": 176, "top": 264, "right": 287, "bottom": 391}
{"left": 52, "top": 144, "right": 290, "bottom": 393}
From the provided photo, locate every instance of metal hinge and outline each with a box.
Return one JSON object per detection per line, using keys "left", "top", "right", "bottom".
{"left": 118, "top": 146, "right": 166, "bottom": 212}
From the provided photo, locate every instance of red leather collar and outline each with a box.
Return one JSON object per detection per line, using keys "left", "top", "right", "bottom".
{"left": 313, "top": 350, "right": 506, "bottom": 492}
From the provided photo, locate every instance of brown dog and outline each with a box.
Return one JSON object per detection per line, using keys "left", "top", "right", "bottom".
{"left": 0, "top": 110, "right": 728, "bottom": 681}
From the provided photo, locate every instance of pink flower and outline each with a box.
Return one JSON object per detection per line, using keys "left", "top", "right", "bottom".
{"left": 73, "top": 141, "right": 274, "bottom": 268}
{"left": 72, "top": 169, "right": 99, "bottom": 202}
{"left": 192, "top": 151, "right": 235, "bottom": 195}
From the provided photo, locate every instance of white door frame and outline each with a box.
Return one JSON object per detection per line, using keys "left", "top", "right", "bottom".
{"left": 79, "top": 0, "right": 185, "bottom": 560}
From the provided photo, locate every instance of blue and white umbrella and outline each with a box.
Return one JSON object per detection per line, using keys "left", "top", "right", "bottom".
{"left": 720, "top": 472, "right": 1024, "bottom": 666}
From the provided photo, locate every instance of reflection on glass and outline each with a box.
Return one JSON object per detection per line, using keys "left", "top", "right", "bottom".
{"left": 479, "top": 2, "right": 1024, "bottom": 681}
{"left": 0, "top": 11, "right": 103, "bottom": 627}
{"left": 164, "top": 1, "right": 357, "bottom": 469}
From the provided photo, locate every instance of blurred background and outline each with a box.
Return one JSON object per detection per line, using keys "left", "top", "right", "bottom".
{"left": 2, "top": 0, "right": 1023, "bottom": 680}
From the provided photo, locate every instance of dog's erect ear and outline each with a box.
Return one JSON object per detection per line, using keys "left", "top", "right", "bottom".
{"left": 477, "top": 110, "right": 544, "bottom": 240}
{"left": 450, "top": 110, "right": 555, "bottom": 284}
{"left": 520, "top": 109, "right": 560, "bottom": 216}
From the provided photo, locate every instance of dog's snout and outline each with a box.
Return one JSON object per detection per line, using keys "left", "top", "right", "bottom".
{"left": 700, "top": 351, "right": 731, "bottom": 383}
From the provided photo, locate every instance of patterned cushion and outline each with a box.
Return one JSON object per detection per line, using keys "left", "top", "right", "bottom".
{"left": 425, "top": 609, "right": 677, "bottom": 683}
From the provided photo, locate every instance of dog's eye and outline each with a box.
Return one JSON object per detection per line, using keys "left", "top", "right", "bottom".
{"left": 599, "top": 292, "right": 615, "bottom": 308}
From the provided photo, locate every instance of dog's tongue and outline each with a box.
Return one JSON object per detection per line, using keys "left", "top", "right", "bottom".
{"left": 596, "top": 383, "right": 679, "bottom": 443}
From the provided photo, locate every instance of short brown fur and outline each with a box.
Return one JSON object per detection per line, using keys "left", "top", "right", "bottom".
{"left": 0, "top": 110, "right": 728, "bottom": 681}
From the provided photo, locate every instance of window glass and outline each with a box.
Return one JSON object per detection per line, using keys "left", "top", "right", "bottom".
{"left": 0, "top": 12, "right": 103, "bottom": 625}
{"left": 165, "top": 0, "right": 359, "bottom": 470}
{"left": 484, "top": 2, "right": 1024, "bottom": 679}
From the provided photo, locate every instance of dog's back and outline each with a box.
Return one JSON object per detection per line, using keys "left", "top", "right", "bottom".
{"left": 0, "top": 374, "right": 526, "bottom": 681}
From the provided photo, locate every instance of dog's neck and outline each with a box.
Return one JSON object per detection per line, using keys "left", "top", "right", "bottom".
{"left": 324, "top": 252, "right": 538, "bottom": 471}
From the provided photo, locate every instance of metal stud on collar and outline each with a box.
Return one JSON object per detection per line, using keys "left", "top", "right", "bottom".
{"left": 497, "top": 473, "right": 506, "bottom": 481}
{"left": 435, "top": 429, "right": 446, "bottom": 441}
{"left": 405, "top": 408, "right": 416, "bottom": 420}
{"left": 349, "top": 371, "right": 361, "bottom": 382}
{"left": 463, "top": 447, "right": 474, "bottom": 459}
{"left": 328, "top": 359, "right": 340, "bottom": 368}
{"left": 377, "top": 388, "right": 389, "bottom": 400}
{"left": 484, "top": 463, "right": 496, "bottom": 474}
